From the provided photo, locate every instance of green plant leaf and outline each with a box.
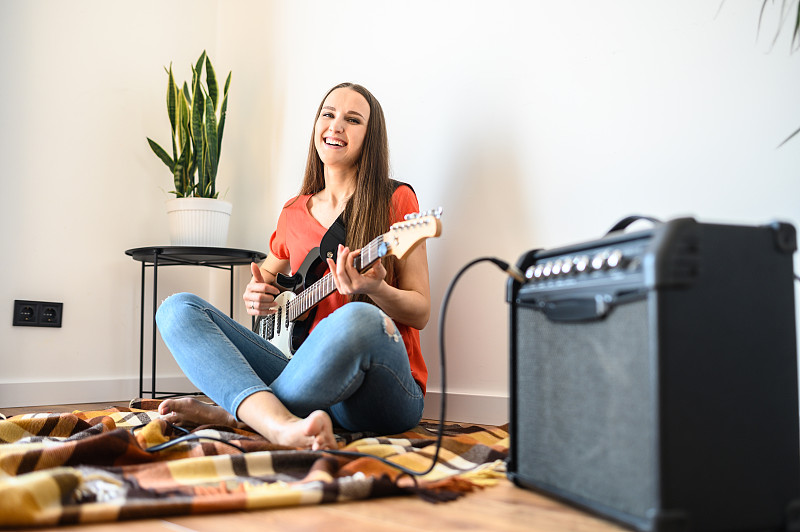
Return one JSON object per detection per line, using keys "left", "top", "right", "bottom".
{"left": 167, "top": 64, "right": 177, "bottom": 134}
{"left": 205, "top": 55, "right": 219, "bottom": 112}
{"left": 197, "top": 142, "right": 208, "bottom": 198}
{"left": 179, "top": 134, "right": 194, "bottom": 196}
{"left": 191, "top": 74, "right": 206, "bottom": 196}
{"left": 147, "top": 138, "right": 174, "bottom": 169}
{"left": 176, "top": 90, "right": 191, "bottom": 160}
{"left": 204, "top": 95, "right": 219, "bottom": 195}
{"left": 173, "top": 162, "right": 185, "bottom": 197}
{"left": 217, "top": 72, "right": 231, "bottom": 157}
{"left": 760, "top": 0, "right": 800, "bottom": 51}
{"left": 191, "top": 74, "right": 205, "bottom": 143}
{"left": 195, "top": 51, "right": 206, "bottom": 79}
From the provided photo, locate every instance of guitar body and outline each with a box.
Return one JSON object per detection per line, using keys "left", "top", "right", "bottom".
{"left": 255, "top": 248, "right": 325, "bottom": 358}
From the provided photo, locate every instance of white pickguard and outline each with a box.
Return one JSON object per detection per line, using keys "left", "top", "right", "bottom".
{"left": 258, "top": 291, "right": 297, "bottom": 359}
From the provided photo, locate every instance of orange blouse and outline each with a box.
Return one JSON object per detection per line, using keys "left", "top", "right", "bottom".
{"left": 269, "top": 185, "right": 428, "bottom": 394}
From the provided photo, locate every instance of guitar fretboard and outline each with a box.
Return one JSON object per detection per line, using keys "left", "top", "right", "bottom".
{"left": 286, "top": 234, "right": 386, "bottom": 320}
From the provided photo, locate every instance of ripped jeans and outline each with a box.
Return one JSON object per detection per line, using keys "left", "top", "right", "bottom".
{"left": 155, "top": 293, "right": 424, "bottom": 433}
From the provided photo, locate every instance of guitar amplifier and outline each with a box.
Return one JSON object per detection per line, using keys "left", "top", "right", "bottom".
{"left": 506, "top": 217, "right": 800, "bottom": 532}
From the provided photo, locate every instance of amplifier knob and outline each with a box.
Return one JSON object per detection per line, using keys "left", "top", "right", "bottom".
{"left": 543, "top": 261, "right": 554, "bottom": 277}
{"left": 561, "top": 257, "right": 573, "bottom": 274}
{"left": 607, "top": 249, "right": 624, "bottom": 268}
{"left": 574, "top": 255, "right": 589, "bottom": 273}
{"left": 552, "top": 260, "right": 563, "bottom": 275}
{"left": 525, "top": 265, "right": 536, "bottom": 279}
{"left": 591, "top": 252, "right": 608, "bottom": 270}
{"left": 532, "top": 264, "right": 545, "bottom": 279}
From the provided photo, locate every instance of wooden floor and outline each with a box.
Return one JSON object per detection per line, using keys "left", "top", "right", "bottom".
{"left": 1, "top": 402, "right": 627, "bottom": 532}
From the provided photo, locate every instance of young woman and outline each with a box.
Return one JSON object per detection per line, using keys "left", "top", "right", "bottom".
{"left": 155, "top": 83, "right": 431, "bottom": 450}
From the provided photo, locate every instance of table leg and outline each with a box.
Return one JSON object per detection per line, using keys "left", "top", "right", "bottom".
{"left": 151, "top": 251, "right": 159, "bottom": 399}
{"left": 229, "top": 265, "right": 234, "bottom": 318}
{"left": 138, "top": 262, "right": 145, "bottom": 398}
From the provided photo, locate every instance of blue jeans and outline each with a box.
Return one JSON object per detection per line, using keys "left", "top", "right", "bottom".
{"left": 155, "top": 293, "right": 424, "bottom": 433}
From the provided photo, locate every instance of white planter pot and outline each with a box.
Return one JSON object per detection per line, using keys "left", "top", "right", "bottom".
{"left": 166, "top": 197, "right": 232, "bottom": 247}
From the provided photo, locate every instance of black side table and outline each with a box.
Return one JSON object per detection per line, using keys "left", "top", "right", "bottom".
{"left": 126, "top": 246, "right": 267, "bottom": 399}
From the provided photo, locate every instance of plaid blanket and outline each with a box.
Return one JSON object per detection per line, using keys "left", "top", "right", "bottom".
{"left": 0, "top": 400, "right": 508, "bottom": 528}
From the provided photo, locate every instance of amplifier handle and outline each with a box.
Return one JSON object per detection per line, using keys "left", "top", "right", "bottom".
{"left": 540, "top": 290, "right": 647, "bottom": 322}
{"left": 606, "top": 215, "right": 661, "bottom": 235}
{"left": 542, "top": 296, "right": 610, "bottom": 322}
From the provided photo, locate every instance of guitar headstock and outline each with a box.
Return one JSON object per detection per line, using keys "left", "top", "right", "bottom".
{"left": 384, "top": 208, "right": 443, "bottom": 259}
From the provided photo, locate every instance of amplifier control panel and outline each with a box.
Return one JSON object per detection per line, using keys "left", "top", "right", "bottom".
{"left": 522, "top": 237, "right": 650, "bottom": 293}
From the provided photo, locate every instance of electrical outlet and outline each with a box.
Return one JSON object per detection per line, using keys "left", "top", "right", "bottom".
{"left": 13, "top": 300, "right": 63, "bottom": 327}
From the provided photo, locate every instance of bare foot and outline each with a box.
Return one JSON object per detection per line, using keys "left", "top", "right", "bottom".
{"left": 158, "top": 397, "right": 242, "bottom": 429}
{"left": 268, "top": 410, "right": 336, "bottom": 451}
{"left": 236, "top": 392, "right": 337, "bottom": 451}
{"left": 163, "top": 393, "right": 337, "bottom": 450}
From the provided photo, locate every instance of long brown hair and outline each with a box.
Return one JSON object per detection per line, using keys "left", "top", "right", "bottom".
{"left": 298, "top": 82, "right": 397, "bottom": 300}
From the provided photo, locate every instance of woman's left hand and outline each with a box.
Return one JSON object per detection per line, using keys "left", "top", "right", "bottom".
{"left": 326, "top": 244, "right": 386, "bottom": 296}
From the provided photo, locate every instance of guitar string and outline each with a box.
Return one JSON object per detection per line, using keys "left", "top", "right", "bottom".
{"left": 287, "top": 234, "right": 385, "bottom": 321}
{"left": 259, "top": 235, "right": 386, "bottom": 339}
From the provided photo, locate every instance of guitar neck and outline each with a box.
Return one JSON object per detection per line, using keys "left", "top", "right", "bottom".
{"left": 288, "top": 235, "right": 384, "bottom": 320}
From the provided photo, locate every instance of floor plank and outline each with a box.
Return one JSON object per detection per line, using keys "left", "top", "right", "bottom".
{"left": 48, "top": 480, "right": 626, "bottom": 532}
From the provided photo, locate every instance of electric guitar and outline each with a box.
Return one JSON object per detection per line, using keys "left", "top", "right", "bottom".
{"left": 255, "top": 208, "right": 443, "bottom": 358}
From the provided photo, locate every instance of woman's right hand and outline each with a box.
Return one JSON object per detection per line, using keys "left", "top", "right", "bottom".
{"left": 244, "top": 262, "right": 281, "bottom": 316}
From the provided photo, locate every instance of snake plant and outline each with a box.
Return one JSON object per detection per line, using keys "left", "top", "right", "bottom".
{"left": 147, "top": 51, "right": 231, "bottom": 198}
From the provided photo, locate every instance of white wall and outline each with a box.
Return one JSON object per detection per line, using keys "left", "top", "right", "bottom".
{"left": 2, "top": 1, "right": 799, "bottom": 424}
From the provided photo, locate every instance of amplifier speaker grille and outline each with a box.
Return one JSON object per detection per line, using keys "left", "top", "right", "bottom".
{"left": 516, "top": 299, "right": 656, "bottom": 518}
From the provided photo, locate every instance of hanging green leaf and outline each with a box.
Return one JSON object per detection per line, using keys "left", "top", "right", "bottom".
{"left": 757, "top": 0, "right": 800, "bottom": 145}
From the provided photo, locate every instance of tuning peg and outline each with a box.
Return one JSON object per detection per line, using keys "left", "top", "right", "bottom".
{"left": 404, "top": 207, "right": 443, "bottom": 221}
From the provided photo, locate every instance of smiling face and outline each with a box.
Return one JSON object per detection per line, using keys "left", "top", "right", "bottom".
{"left": 314, "top": 87, "right": 371, "bottom": 172}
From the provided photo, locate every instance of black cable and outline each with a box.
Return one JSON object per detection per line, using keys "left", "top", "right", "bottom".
{"left": 130, "top": 420, "right": 253, "bottom": 453}
{"left": 132, "top": 256, "right": 522, "bottom": 476}
{"left": 145, "top": 432, "right": 248, "bottom": 453}
{"left": 323, "top": 256, "right": 517, "bottom": 476}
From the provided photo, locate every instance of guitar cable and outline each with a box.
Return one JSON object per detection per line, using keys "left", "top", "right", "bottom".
{"left": 131, "top": 256, "right": 525, "bottom": 478}
{"left": 321, "top": 256, "right": 523, "bottom": 476}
